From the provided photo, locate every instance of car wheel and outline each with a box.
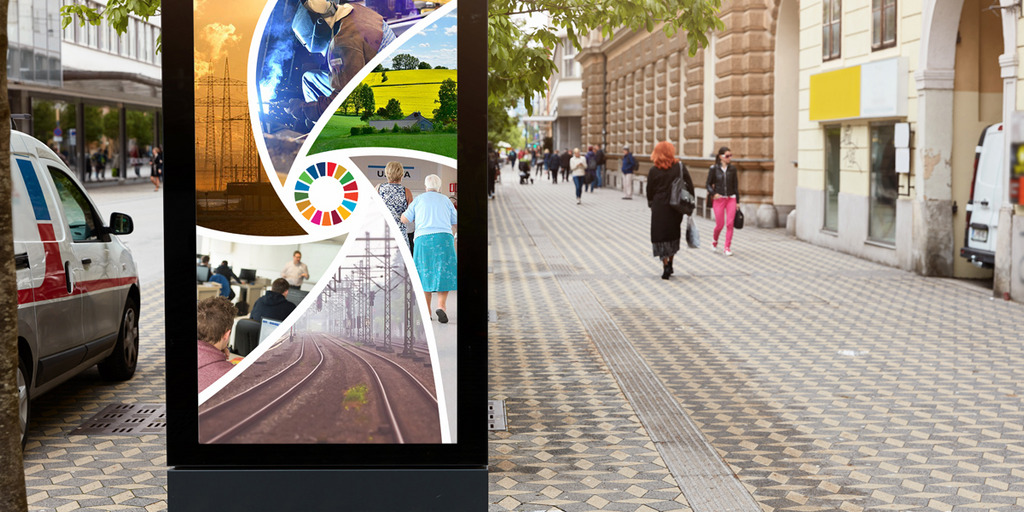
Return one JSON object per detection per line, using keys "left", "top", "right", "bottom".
{"left": 98, "top": 298, "right": 139, "bottom": 380}
{"left": 18, "top": 359, "right": 30, "bottom": 449}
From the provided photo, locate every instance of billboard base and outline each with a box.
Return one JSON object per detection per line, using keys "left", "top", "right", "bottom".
{"left": 168, "top": 467, "right": 486, "bottom": 511}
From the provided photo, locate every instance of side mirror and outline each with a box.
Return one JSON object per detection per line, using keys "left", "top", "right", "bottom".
{"left": 108, "top": 212, "right": 134, "bottom": 235}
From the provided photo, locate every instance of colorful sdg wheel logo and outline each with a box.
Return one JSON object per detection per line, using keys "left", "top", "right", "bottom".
{"left": 294, "top": 162, "right": 359, "bottom": 226}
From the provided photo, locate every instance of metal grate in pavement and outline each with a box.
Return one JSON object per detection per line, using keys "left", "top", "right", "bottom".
{"left": 71, "top": 402, "right": 166, "bottom": 435}
{"left": 487, "top": 400, "right": 506, "bottom": 431}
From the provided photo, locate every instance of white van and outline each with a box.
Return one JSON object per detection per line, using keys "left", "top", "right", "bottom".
{"left": 11, "top": 129, "right": 140, "bottom": 445}
{"left": 961, "top": 123, "right": 1006, "bottom": 268}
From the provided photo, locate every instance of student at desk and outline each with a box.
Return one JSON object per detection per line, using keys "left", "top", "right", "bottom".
{"left": 250, "top": 278, "right": 297, "bottom": 322}
{"left": 211, "top": 260, "right": 239, "bottom": 300}
{"left": 197, "top": 296, "right": 237, "bottom": 392}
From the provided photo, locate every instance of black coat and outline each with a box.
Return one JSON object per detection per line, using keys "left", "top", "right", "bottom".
{"left": 559, "top": 152, "right": 571, "bottom": 170}
{"left": 250, "top": 291, "right": 297, "bottom": 322}
{"left": 706, "top": 163, "right": 740, "bottom": 201}
{"left": 647, "top": 163, "right": 694, "bottom": 244}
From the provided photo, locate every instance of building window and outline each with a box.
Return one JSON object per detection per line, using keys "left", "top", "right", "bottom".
{"left": 822, "top": 0, "right": 841, "bottom": 61}
{"left": 824, "top": 126, "right": 841, "bottom": 232}
{"left": 562, "top": 41, "right": 578, "bottom": 78}
{"left": 869, "top": 123, "right": 897, "bottom": 244}
{"left": 872, "top": 0, "right": 896, "bottom": 50}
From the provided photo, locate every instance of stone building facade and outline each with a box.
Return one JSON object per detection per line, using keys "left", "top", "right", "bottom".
{"left": 576, "top": 1, "right": 791, "bottom": 226}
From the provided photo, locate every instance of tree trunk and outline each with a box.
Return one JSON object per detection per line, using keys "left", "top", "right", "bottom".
{"left": 0, "top": 0, "right": 30, "bottom": 508}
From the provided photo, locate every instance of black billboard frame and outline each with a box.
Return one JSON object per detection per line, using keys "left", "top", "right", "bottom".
{"left": 163, "top": 0, "right": 487, "bottom": 507}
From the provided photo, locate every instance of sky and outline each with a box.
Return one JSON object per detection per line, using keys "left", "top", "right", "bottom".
{"left": 389, "top": 10, "right": 458, "bottom": 70}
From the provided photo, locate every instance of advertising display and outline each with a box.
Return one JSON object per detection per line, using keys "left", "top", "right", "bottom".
{"left": 163, "top": 0, "right": 486, "bottom": 508}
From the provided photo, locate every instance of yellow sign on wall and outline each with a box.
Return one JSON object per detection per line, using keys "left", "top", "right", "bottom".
{"left": 810, "top": 66, "right": 861, "bottom": 121}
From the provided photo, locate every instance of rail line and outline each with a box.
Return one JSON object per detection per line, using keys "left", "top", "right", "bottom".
{"left": 325, "top": 334, "right": 440, "bottom": 443}
{"left": 199, "top": 334, "right": 325, "bottom": 443}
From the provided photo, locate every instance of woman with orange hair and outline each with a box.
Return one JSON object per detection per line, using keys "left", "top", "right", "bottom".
{"left": 646, "top": 141, "right": 694, "bottom": 279}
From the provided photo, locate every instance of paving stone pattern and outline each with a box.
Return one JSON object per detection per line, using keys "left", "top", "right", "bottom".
{"left": 24, "top": 280, "right": 167, "bottom": 512}
{"left": 488, "top": 179, "right": 1024, "bottom": 512}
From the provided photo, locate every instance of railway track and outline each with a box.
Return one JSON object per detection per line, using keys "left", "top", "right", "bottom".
{"left": 325, "top": 334, "right": 440, "bottom": 443}
{"left": 197, "top": 332, "right": 441, "bottom": 444}
{"left": 198, "top": 333, "right": 325, "bottom": 443}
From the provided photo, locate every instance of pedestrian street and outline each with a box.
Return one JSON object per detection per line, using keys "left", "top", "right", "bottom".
{"left": 487, "top": 176, "right": 1024, "bottom": 512}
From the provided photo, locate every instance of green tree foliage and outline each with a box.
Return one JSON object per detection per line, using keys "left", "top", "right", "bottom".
{"left": 381, "top": 70, "right": 388, "bottom": 83}
{"left": 32, "top": 101, "right": 57, "bottom": 142}
{"left": 351, "top": 83, "right": 375, "bottom": 119}
{"left": 487, "top": 101, "right": 520, "bottom": 148}
{"left": 373, "top": 64, "right": 385, "bottom": 72}
{"left": 416, "top": 61, "right": 432, "bottom": 70}
{"left": 434, "top": 64, "right": 448, "bottom": 70}
{"left": 84, "top": 105, "right": 105, "bottom": 143}
{"left": 384, "top": 98, "right": 404, "bottom": 120}
{"left": 487, "top": 0, "right": 723, "bottom": 112}
{"left": 338, "top": 94, "right": 355, "bottom": 115}
{"left": 432, "top": 78, "right": 457, "bottom": 125}
{"left": 61, "top": 0, "right": 161, "bottom": 52}
{"left": 127, "top": 110, "right": 153, "bottom": 147}
{"left": 391, "top": 53, "right": 420, "bottom": 70}
{"left": 103, "top": 109, "right": 120, "bottom": 140}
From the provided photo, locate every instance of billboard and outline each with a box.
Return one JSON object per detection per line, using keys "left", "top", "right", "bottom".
{"left": 164, "top": 0, "right": 486, "bottom": 507}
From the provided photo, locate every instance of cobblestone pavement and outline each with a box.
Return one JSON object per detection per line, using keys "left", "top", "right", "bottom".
{"left": 23, "top": 280, "right": 167, "bottom": 512}
{"left": 488, "top": 178, "right": 1024, "bottom": 512}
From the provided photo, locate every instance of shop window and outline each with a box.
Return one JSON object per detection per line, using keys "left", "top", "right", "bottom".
{"left": 822, "top": 0, "right": 841, "bottom": 61}
{"left": 824, "top": 126, "right": 841, "bottom": 232}
{"left": 872, "top": 0, "right": 896, "bottom": 50}
{"left": 868, "top": 123, "right": 897, "bottom": 244}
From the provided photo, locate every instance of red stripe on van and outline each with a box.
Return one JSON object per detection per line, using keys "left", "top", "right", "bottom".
{"left": 17, "top": 223, "right": 137, "bottom": 305}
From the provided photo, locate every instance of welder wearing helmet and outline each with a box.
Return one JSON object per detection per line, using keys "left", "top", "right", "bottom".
{"left": 288, "top": 0, "right": 396, "bottom": 125}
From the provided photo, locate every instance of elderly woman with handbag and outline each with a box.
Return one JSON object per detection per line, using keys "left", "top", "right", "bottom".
{"left": 646, "top": 141, "right": 694, "bottom": 280}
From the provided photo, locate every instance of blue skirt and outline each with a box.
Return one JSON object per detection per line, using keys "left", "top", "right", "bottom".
{"left": 413, "top": 232, "right": 457, "bottom": 292}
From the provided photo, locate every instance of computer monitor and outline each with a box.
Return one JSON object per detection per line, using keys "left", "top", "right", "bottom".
{"left": 239, "top": 268, "right": 256, "bottom": 283}
{"left": 196, "top": 265, "right": 211, "bottom": 283}
{"left": 259, "top": 318, "right": 282, "bottom": 344}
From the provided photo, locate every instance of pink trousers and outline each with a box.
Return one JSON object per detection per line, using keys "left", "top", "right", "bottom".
{"left": 712, "top": 197, "right": 736, "bottom": 250}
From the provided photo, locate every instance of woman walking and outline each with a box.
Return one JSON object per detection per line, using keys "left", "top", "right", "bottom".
{"left": 402, "top": 174, "right": 458, "bottom": 323}
{"left": 377, "top": 161, "right": 414, "bottom": 249}
{"left": 149, "top": 146, "right": 164, "bottom": 192}
{"left": 706, "top": 146, "right": 740, "bottom": 256}
{"left": 569, "top": 147, "right": 587, "bottom": 204}
{"left": 646, "top": 141, "right": 694, "bottom": 280}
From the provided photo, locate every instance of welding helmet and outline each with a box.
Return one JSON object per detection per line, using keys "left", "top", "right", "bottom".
{"left": 292, "top": 0, "right": 342, "bottom": 54}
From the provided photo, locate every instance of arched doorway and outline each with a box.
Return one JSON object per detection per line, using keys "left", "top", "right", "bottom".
{"left": 773, "top": 0, "right": 799, "bottom": 226}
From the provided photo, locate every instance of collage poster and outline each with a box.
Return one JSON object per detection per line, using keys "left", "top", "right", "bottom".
{"left": 192, "top": 0, "right": 459, "bottom": 445}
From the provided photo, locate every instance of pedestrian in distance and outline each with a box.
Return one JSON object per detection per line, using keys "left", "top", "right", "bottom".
{"left": 559, "top": 148, "right": 571, "bottom": 183}
{"left": 570, "top": 147, "right": 587, "bottom": 205}
{"left": 647, "top": 141, "right": 694, "bottom": 280}
{"left": 584, "top": 146, "right": 597, "bottom": 193}
{"left": 595, "top": 144, "right": 606, "bottom": 189}
{"left": 377, "top": 161, "right": 414, "bottom": 248}
{"left": 487, "top": 142, "right": 500, "bottom": 198}
{"left": 401, "top": 174, "right": 458, "bottom": 323}
{"left": 543, "top": 148, "right": 557, "bottom": 184}
{"left": 149, "top": 146, "right": 163, "bottom": 192}
{"left": 621, "top": 145, "right": 637, "bottom": 199}
{"left": 706, "top": 146, "right": 740, "bottom": 256}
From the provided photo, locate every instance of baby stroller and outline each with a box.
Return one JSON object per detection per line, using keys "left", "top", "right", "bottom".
{"left": 518, "top": 161, "right": 533, "bottom": 184}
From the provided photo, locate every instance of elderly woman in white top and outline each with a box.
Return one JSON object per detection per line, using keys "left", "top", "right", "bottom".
{"left": 401, "top": 174, "right": 458, "bottom": 323}
{"left": 569, "top": 147, "right": 587, "bottom": 205}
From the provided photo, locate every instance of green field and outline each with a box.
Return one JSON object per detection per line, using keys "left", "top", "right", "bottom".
{"left": 311, "top": 115, "right": 456, "bottom": 159}
{"left": 344, "top": 69, "right": 457, "bottom": 117}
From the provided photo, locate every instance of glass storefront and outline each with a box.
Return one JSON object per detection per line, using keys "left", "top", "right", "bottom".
{"left": 869, "top": 123, "right": 897, "bottom": 244}
{"left": 824, "top": 126, "right": 841, "bottom": 232}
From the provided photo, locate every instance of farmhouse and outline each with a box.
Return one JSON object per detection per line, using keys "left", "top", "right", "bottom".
{"left": 368, "top": 111, "right": 434, "bottom": 132}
